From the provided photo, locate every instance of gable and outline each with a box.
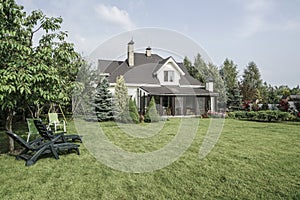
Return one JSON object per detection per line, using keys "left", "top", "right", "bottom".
{"left": 153, "top": 57, "right": 185, "bottom": 76}
{"left": 154, "top": 57, "right": 185, "bottom": 86}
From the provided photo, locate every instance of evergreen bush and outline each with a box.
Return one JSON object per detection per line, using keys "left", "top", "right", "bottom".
{"left": 144, "top": 97, "right": 160, "bottom": 123}
{"left": 129, "top": 98, "right": 139, "bottom": 123}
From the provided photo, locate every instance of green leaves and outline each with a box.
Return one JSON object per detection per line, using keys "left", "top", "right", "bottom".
{"left": 1, "top": 0, "right": 83, "bottom": 113}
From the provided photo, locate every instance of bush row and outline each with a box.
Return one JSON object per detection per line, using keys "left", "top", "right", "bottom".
{"left": 227, "top": 110, "right": 296, "bottom": 122}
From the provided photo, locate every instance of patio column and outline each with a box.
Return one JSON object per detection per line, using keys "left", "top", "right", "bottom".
{"left": 210, "top": 96, "right": 216, "bottom": 112}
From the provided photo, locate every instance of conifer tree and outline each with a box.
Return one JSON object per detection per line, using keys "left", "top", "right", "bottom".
{"left": 94, "top": 76, "right": 114, "bottom": 121}
{"left": 144, "top": 97, "right": 160, "bottom": 122}
{"left": 240, "top": 62, "right": 263, "bottom": 101}
{"left": 129, "top": 98, "right": 139, "bottom": 123}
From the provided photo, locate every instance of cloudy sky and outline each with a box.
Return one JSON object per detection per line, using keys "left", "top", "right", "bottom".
{"left": 16, "top": 0, "right": 300, "bottom": 87}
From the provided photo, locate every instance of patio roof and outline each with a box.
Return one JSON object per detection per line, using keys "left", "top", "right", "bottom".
{"left": 140, "top": 86, "right": 219, "bottom": 97}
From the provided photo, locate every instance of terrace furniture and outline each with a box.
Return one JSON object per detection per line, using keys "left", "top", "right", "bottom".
{"left": 6, "top": 131, "right": 80, "bottom": 166}
{"left": 33, "top": 119, "right": 82, "bottom": 143}
{"left": 26, "top": 118, "right": 40, "bottom": 142}
{"left": 48, "top": 112, "right": 66, "bottom": 132}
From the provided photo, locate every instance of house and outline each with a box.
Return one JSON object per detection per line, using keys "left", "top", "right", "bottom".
{"left": 97, "top": 40, "right": 218, "bottom": 116}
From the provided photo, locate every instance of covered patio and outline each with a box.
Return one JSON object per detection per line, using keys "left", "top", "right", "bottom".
{"left": 137, "top": 86, "right": 218, "bottom": 116}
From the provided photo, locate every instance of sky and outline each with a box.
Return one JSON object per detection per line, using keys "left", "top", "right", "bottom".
{"left": 16, "top": 0, "right": 300, "bottom": 87}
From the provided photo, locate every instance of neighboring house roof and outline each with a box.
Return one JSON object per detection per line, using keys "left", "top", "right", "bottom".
{"left": 98, "top": 52, "right": 202, "bottom": 86}
{"left": 140, "top": 86, "right": 218, "bottom": 96}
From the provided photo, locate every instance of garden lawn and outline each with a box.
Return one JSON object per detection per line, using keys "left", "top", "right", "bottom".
{"left": 0, "top": 118, "right": 299, "bottom": 199}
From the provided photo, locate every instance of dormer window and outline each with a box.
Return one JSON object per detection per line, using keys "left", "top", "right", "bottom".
{"left": 164, "top": 70, "right": 174, "bottom": 82}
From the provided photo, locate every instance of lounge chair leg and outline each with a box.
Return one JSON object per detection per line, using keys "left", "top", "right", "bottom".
{"left": 50, "top": 144, "right": 59, "bottom": 160}
{"left": 26, "top": 145, "right": 59, "bottom": 166}
{"left": 76, "top": 147, "right": 80, "bottom": 155}
{"left": 17, "top": 149, "right": 29, "bottom": 160}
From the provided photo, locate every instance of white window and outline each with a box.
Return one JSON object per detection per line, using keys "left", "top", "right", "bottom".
{"left": 164, "top": 71, "right": 174, "bottom": 82}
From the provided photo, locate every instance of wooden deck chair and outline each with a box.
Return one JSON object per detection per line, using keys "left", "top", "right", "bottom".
{"left": 48, "top": 113, "right": 66, "bottom": 132}
{"left": 26, "top": 118, "right": 40, "bottom": 142}
{"left": 6, "top": 131, "right": 80, "bottom": 166}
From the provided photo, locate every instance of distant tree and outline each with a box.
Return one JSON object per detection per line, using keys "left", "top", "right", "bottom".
{"left": 207, "top": 63, "right": 226, "bottom": 104}
{"left": 184, "top": 54, "right": 226, "bottom": 109}
{"left": 275, "top": 85, "right": 290, "bottom": 98}
{"left": 240, "top": 62, "right": 263, "bottom": 101}
{"left": 94, "top": 77, "right": 114, "bottom": 121}
{"left": 290, "top": 85, "right": 300, "bottom": 95}
{"left": 267, "top": 85, "right": 279, "bottom": 104}
{"left": 259, "top": 82, "right": 269, "bottom": 104}
{"left": 193, "top": 53, "right": 210, "bottom": 83}
{"left": 220, "top": 58, "right": 241, "bottom": 110}
{"left": 144, "top": 97, "right": 160, "bottom": 122}
{"left": 72, "top": 62, "right": 98, "bottom": 115}
{"left": 184, "top": 56, "right": 198, "bottom": 78}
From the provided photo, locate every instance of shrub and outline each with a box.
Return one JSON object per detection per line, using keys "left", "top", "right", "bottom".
{"left": 227, "top": 112, "right": 236, "bottom": 119}
{"left": 228, "top": 110, "right": 295, "bottom": 122}
{"left": 278, "top": 111, "right": 294, "bottom": 121}
{"left": 144, "top": 97, "right": 160, "bottom": 123}
{"left": 129, "top": 98, "right": 139, "bottom": 124}
{"left": 261, "top": 103, "right": 269, "bottom": 110}
{"left": 207, "top": 111, "right": 226, "bottom": 118}
{"left": 246, "top": 111, "right": 258, "bottom": 119}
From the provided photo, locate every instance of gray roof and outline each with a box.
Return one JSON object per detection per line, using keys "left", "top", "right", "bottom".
{"left": 140, "top": 86, "right": 218, "bottom": 97}
{"left": 98, "top": 52, "right": 202, "bottom": 85}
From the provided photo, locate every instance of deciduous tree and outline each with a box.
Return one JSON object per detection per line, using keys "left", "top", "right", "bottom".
{"left": 114, "top": 75, "right": 130, "bottom": 122}
{"left": 0, "top": 0, "right": 82, "bottom": 151}
{"left": 220, "top": 58, "right": 241, "bottom": 110}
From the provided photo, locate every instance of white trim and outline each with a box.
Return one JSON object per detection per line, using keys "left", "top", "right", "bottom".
{"left": 180, "top": 85, "right": 205, "bottom": 88}
{"left": 110, "top": 83, "right": 160, "bottom": 87}
{"left": 100, "top": 73, "right": 110, "bottom": 76}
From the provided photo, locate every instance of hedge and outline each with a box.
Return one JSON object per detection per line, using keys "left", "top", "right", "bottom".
{"left": 227, "top": 110, "right": 295, "bottom": 122}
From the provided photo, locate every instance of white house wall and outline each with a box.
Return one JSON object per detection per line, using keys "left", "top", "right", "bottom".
{"left": 108, "top": 85, "right": 139, "bottom": 101}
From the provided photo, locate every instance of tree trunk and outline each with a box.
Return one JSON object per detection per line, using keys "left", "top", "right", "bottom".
{"left": 5, "top": 109, "right": 14, "bottom": 152}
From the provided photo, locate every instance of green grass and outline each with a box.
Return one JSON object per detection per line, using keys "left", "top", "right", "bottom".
{"left": 0, "top": 118, "right": 299, "bottom": 199}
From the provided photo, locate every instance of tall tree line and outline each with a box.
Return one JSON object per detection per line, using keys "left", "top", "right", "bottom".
{"left": 184, "top": 54, "right": 300, "bottom": 111}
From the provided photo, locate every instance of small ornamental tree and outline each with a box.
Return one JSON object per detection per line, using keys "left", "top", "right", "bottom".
{"left": 129, "top": 98, "right": 139, "bottom": 123}
{"left": 144, "top": 97, "right": 160, "bottom": 123}
{"left": 94, "top": 77, "right": 114, "bottom": 121}
{"left": 114, "top": 75, "right": 131, "bottom": 122}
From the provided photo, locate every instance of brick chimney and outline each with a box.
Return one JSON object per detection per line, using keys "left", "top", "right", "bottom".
{"left": 127, "top": 39, "right": 134, "bottom": 67}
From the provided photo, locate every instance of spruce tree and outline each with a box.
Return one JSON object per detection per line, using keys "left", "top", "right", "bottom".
{"left": 94, "top": 76, "right": 114, "bottom": 121}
